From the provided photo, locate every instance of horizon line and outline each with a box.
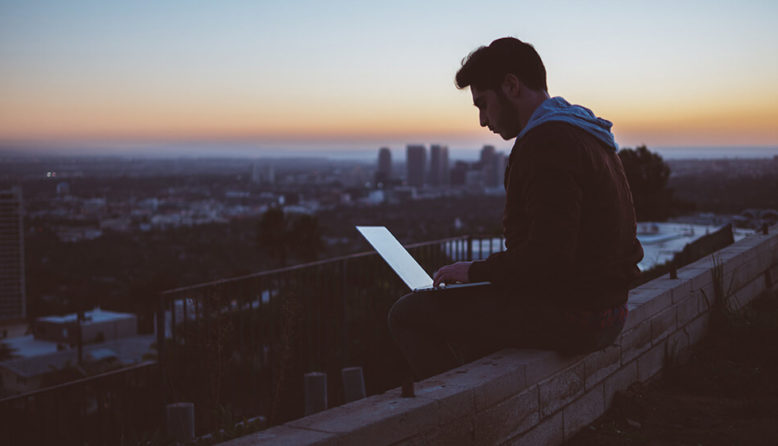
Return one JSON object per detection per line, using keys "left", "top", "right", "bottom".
{"left": 2, "top": 144, "right": 778, "bottom": 162}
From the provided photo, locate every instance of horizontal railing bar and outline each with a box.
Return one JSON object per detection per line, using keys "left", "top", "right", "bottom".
{"left": 0, "top": 360, "right": 158, "bottom": 404}
{"left": 160, "top": 234, "right": 482, "bottom": 296}
{"left": 3, "top": 232, "right": 506, "bottom": 445}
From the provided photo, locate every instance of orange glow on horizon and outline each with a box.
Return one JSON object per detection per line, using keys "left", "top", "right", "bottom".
{"left": 1, "top": 84, "right": 776, "bottom": 147}
{"left": 3, "top": 1, "right": 777, "bottom": 152}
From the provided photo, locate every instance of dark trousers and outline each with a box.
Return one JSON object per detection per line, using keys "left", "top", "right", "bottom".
{"left": 387, "top": 284, "right": 624, "bottom": 381}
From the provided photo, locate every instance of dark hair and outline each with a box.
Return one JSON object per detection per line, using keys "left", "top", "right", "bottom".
{"left": 455, "top": 37, "right": 547, "bottom": 92}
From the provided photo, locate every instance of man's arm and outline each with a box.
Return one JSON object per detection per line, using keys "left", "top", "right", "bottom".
{"left": 468, "top": 125, "right": 585, "bottom": 298}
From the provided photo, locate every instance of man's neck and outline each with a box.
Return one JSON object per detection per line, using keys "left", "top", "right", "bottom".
{"left": 518, "top": 90, "right": 551, "bottom": 130}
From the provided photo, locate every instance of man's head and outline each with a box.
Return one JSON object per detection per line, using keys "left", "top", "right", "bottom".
{"left": 456, "top": 37, "right": 549, "bottom": 140}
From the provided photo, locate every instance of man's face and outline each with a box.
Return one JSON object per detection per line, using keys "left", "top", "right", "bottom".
{"left": 471, "top": 86, "right": 520, "bottom": 140}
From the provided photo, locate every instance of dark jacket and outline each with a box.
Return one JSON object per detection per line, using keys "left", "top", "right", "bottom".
{"left": 468, "top": 121, "right": 643, "bottom": 310}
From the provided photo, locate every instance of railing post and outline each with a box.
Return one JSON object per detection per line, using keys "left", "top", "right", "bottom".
{"left": 467, "top": 235, "right": 473, "bottom": 261}
{"left": 341, "top": 259, "right": 349, "bottom": 365}
{"left": 182, "top": 294, "right": 188, "bottom": 336}
{"left": 76, "top": 310, "right": 83, "bottom": 365}
{"left": 170, "top": 294, "right": 177, "bottom": 343}
{"left": 304, "top": 372, "right": 327, "bottom": 415}
{"left": 401, "top": 377, "right": 415, "bottom": 398}
{"left": 341, "top": 367, "right": 366, "bottom": 403}
{"left": 166, "top": 402, "right": 195, "bottom": 443}
{"left": 156, "top": 292, "right": 165, "bottom": 365}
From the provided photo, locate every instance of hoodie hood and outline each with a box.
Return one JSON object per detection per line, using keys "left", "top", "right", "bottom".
{"left": 517, "top": 96, "right": 618, "bottom": 150}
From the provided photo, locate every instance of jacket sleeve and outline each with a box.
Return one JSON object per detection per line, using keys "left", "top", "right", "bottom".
{"left": 468, "top": 127, "right": 584, "bottom": 299}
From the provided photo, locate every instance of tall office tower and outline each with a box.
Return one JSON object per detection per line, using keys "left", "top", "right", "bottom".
{"left": 495, "top": 152, "right": 508, "bottom": 185}
{"left": 429, "top": 145, "right": 441, "bottom": 186}
{"left": 406, "top": 145, "right": 426, "bottom": 187}
{"left": 375, "top": 147, "right": 392, "bottom": 184}
{"left": 429, "top": 144, "right": 450, "bottom": 187}
{"left": 480, "top": 145, "right": 496, "bottom": 165}
{"left": 265, "top": 164, "right": 275, "bottom": 185}
{"left": 441, "top": 146, "right": 450, "bottom": 186}
{"left": 252, "top": 162, "right": 275, "bottom": 185}
{"left": 251, "top": 162, "right": 262, "bottom": 183}
{"left": 0, "top": 187, "right": 26, "bottom": 320}
{"left": 450, "top": 161, "right": 469, "bottom": 186}
{"left": 483, "top": 152, "right": 508, "bottom": 188}
{"left": 481, "top": 145, "right": 500, "bottom": 187}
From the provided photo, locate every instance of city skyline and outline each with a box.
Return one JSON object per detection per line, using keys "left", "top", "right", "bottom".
{"left": 0, "top": 187, "right": 25, "bottom": 321}
{"left": 1, "top": 1, "right": 777, "bottom": 155}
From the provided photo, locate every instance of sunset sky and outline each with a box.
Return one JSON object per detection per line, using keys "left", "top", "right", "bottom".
{"left": 1, "top": 0, "right": 777, "bottom": 157}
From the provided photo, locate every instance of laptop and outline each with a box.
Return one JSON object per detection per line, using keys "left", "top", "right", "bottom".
{"left": 356, "top": 226, "right": 490, "bottom": 292}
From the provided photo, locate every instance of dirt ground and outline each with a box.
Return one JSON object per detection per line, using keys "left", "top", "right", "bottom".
{"left": 566, "top": 289, "right": 778, "bottom": 446}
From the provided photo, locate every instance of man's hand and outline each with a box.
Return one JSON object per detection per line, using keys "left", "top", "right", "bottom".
{"left": 433, "top": 261, "right": 472, "bottom": 287}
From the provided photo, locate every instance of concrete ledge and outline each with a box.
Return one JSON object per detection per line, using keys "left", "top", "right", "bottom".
{"left": 221, "top": 225, "right": 778, "bottom": 446}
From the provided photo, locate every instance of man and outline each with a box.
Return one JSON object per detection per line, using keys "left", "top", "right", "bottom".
{"left": 388, "top": 37, "right": 644, "bottom": 381}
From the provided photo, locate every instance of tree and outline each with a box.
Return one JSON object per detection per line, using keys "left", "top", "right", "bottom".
{"left": 257, "top": 208, "right": 324, "bottom": 266}
{"left": 618, "top": 145, "right": 675, "bottom": 221}
{"left": 288, "top": 214, "right": 323, "bottom": 262}
{"left": 130, "top": 269, "right": 178, "bottom": 333}
{"left": 257, "top": 207, "right": 289, "bottom": 266}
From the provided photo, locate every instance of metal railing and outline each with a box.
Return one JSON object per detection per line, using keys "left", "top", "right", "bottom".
{"left": 0, "top": 361, "right": 161, "bottom": 446}
{"left": 1, "top": 225, "right": 742, "bottom": 443}
{"left": 0, "top": 234, "right": 505, "bottom": 444}
{"left": 156, "top": 234, "right": 505, "bottom": 433}
{"left": 638, "top": 224, "right": 735, "bottom": 285}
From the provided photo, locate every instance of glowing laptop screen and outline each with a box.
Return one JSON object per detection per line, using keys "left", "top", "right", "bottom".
{"left": 356, "top": 226, "right": 433, "bottom": 291}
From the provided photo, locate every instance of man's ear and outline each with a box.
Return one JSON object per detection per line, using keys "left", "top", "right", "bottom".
{"left": 501, "top": 74, "right": 522, "bottom": 98}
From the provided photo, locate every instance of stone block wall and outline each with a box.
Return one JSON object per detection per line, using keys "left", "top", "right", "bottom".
{"left": 222, "top": 225, "right": 778, "bottom": 446}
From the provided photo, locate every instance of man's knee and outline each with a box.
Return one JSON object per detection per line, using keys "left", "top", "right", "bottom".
{"left": 387, "top": 292, "right": 419, "bottom": 332}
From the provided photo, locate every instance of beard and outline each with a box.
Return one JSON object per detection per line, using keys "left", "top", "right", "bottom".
{"left": 495, "top": 91, "right": 521, "bottom": 140}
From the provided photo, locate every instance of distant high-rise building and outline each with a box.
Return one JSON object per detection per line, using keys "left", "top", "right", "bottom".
{"left": 484, "top": 152, "right": 508, "bottom": 188}
{"left": 429, "top": 145, "right": 441, "bottom": 186}
{"left": 429, "top": 145, "right": 450, "bottom": 187}
{"left": 450, "top": 161, "right": 469, "bottom": 186}
{"left": 406, "top": 145, "right": 426, "bottom": 187}
{"left": 441, "top": 147, "right": 450, "bottom": 186}
{"left": 0, "top": 187, "right": 26, "bottom": 321}
{"left": 496, "top": 152, "right": 508, "bottom": 185}
{"left": 466, "top": 169, "right": 485, "bottom": 187}
{"left": 481, "top": 145, "right": 500, "bottom": 188}
{"left": 375, "top": 147, "right": 392, "bottom": 184}
{"left": 252, "top": 162, "right": 275, "bottom": 185}
{"left": 480, "top": 145, "right": 496, "bottom": 165}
